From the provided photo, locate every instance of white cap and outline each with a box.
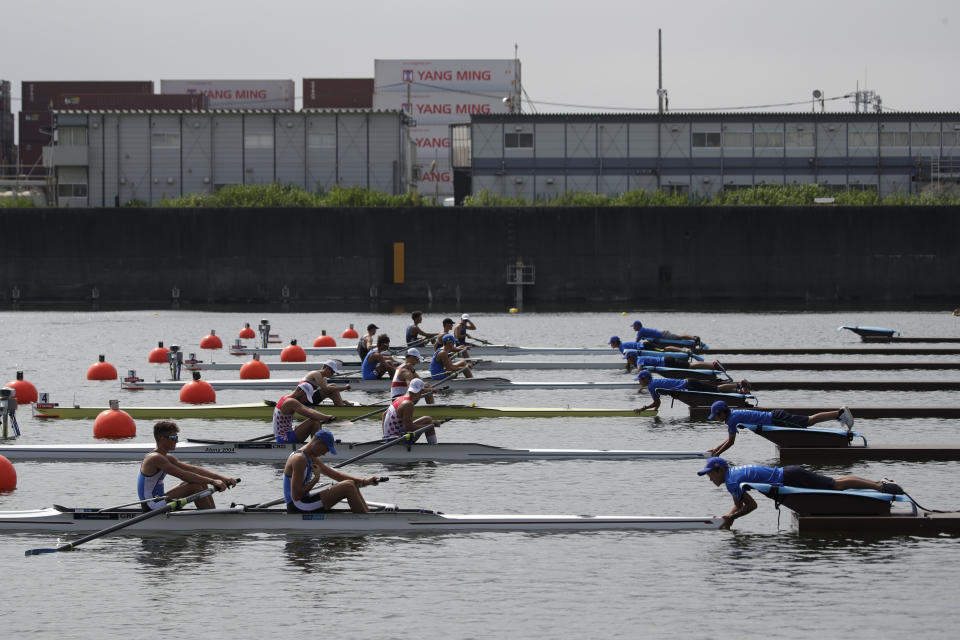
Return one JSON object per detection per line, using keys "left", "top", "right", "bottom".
{"left": 298, "top": 381, "right": 317, "bottom": 397}
{"left": 461, "top": 313, "right": 470, "bottom": 320}
{"left": 409, "top": 378, "right": 425, "bottom": 393}
{"left": 406, "top": 348, "right": 423, "bottom": 360}
{"left": 322, "top": 359, "right": 340, "bottom": 375}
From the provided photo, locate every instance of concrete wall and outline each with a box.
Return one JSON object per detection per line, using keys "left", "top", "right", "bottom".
{"left": 1, "top": 206, "right": 957, "bottom": 305}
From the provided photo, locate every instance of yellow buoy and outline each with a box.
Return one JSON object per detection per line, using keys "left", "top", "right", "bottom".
{"left": 508, "top": 308, "right": 519, "bottom": 313}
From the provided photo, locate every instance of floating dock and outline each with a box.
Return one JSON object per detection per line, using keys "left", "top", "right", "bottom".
{"left": 689, "top": 406, "right": 960, "bottom": 419}
{"left": 861, "top": 336, "right": 960, "bottom": 344}
{"left": 795, "top": 512, "right": 960, "bottom": 534}
{"left": 778, "top": 445, "right": 960, "bottom": 463}
{"left": 749, "top": 381, "right": 960, "bottom": 391}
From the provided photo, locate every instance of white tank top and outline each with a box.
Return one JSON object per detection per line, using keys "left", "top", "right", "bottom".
{"left": 382, "top": 395, "right": 408, "bottom": 438}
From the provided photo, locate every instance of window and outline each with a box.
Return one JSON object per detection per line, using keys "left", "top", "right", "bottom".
{"left": 692, "top": 132, "right": 721, "bottom": 147}
{"left": 57, "top": 183, "right": 88, "bottom": 197}
{"left": 786, "top": 130, "right": 814, "bottom": 147}
{"left": 151, "top": 132, "right": 180, "bottom": 149}
{"left": 722, "top": 132, "right": 753, "bottom": 148}
{"left": 880, "top": 131, "right": 909, "bottom": 147}
{"left": 943, "top": 132, "right": 959, "bottom": 147}
{"left": 244, "top": 133, "right": 273, "bottom": 149}
{"left": 755, "top": 132, "right": 784, "bottom": 147}
{"left": 911, "top": 131, "right": 940, "bottom": 147}
{"left": 663, "top": 185, "right": 689, "bottom": 196}
{"left": 849, "top": 183, "right": 878, "bottom": 193}
{"left": 504, "top": 132, "right": 533, "bottom": 148}
{"left": 58, "top": 126, "right": 87, "bottom": 146}
{"left": 849, "top": 130, "right": 877, "bottom": 147}
{"left": 308, "top": 132, "right": 336, "bottom": 148}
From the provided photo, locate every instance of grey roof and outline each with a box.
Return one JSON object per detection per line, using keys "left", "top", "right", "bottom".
{"left": 472, "top": 111, "right": 960, "bottom": 123}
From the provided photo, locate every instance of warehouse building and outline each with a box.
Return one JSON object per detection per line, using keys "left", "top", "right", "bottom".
{"left": 456, "top": 112, "right": 960, "bottom": 200}
{"left": 46, "top": 109, "right": 416, "bottom": 206}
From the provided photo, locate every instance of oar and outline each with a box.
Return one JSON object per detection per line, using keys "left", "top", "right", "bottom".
{"left": 251, "top": 420, "right": 449, "bottom": 509}
{"left": 25, "top": 481, "right": 240, "bottom": 556}
{"left": 96, "top": 478, "right": 242, "bottom": 512}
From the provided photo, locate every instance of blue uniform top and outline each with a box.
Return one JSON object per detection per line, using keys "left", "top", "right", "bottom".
{"left": 429, "top": 348, "right": 446, "bottom": 380}
{"left": 636, "top": 355, "right": 667, "bottom": 368}
{"left": 405, "top": 324, "right": 419, "bottom": 345}
{"left": 635, "top": 327, "right": 663, "bottom": 341}
{"left": 724, "top": 464, "right": 784, "bottom": 501}
{"left": 644, "top": 377, "right": 687, "bottom": 400}
{"left": 283, "top": 451, "right": 314, "bottom": 503}
{"left": 618, "top": 341, "right": 647, "bottom": 353}
{"left": 725, "top": 409, "right": 773, "bottom": 435}
{"left": 361, "top": 349, "right": 384, "bottom": 380}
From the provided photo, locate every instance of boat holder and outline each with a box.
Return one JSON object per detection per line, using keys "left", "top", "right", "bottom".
{"left": 0, "top": 387, "right": 20, "bottom": 439}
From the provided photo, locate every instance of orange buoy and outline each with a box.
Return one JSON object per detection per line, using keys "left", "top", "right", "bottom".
{"left": 200, "top": 329, "right": 223, "bottom": 350}
{"left": 6, "top": 371, "right": 37, "bottom": 405}
{"left": 93, "top": 403, "right": 136, "bottom": 439}
{"left": 148, "top": 340, "right": 170, "bottom": 364}
{"left": 314, "top": 330, "right": 336, "bottom": 347}
{"left": 281, "top": 339, "right": 306, "bottom": 362}
{"left": 342, "top": 323, "right": 359, "bottom": 339}
{"left": 180, "top": 372, "right": 216, "bottom": 404}
{"left": 239, "top": 323, "right": 256, "bottom": 339}
{"left": 87, "top": 355, "right": 118, "bottom": 380}
{"left": 0, "top": 455, "right": 16, "bottom": 490}
{"left": 240, "top": 358, "right": 270, "bottom": 379}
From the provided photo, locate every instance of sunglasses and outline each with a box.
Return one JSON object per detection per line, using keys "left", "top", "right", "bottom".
{"left": 166, "top": 434, "right": 179, "bottom": 442}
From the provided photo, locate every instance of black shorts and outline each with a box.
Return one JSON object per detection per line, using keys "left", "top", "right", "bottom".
{"left": 664, "top": 357, "right": 690, "bottom": 369}
{"left": 782, "top": 466, "right": 836, "bottom": 490}
{"left": 684, "top": 379, "right": 718, "bottom": 393}
{"left": 770, "top": 409, "right": 810, "bottom": 428}
{"left": 286, "top": 494, "right": 327, "bottom": 514}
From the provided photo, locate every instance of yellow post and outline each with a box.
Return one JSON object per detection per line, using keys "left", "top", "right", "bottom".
{"left": 393, "top": 242, "right": 405, "bottom": 284}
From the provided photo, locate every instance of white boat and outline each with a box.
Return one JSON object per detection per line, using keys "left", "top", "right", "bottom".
{"left": 121, "top": 376, "right": 637, "bottom": 392}
{"left": 185, "top": 359, "right": 625, "bottom": 372}
{"left": 230, "top": 345, "right": 612, "bottom": 357}
{"left": 3, "top": 504, "right": 723, "bottom": 533}
{"left": 0, "top": 441, "right": 708, "bottom": 463}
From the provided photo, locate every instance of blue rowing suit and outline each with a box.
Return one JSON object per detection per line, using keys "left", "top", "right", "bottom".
{"left": 617, "top": 341, "right": 647, "bottom": 353}
{"left": 137, "top": 460, "right": 168, "bottom": 512}
{"left": 406, "top": 324, "right": 419, "bottom": 345}
{"left": 361, "top": 349, "right": 386, "bottom": 380}
{"left": 635, "top": 327, "right": 663, "bottom": 341}
{"left": 429, "top": 348, "right": 446, "bottom": 381}
{"left": 284, "top": 451, "right": 326, "bottom": 513}
{"left": 724, "top": 465, "right": 784, "bottom": 500}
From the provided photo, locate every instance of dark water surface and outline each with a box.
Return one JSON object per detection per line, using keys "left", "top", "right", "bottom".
{"left": 1, "top": 309, "right": 958, "bottom": 639}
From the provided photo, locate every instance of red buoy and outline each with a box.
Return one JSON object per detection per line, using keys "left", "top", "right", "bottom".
{"left": 87, "top": 355, "right": 118, "bottom": 381}
{"left": 200, "top": 329, "right": 223, "bottom": 350}
{"left": 281, "top": 339, "right": 306, "bottom": 362}
{"left": 0, "top": 455, "right": 16, "bottom": 490}
{"left": 341, "top": 323, "right": 359, "bottom": 339}
{"left": 180, "top": 372, "right": 216, "bottom": 404}
{"left": 314, "top": 330, "right": 336, "bottom": 347}
{"left": 239, "top": 323, "right": 256, "bottom": 339}
{"left": 240, "top": 359, "right": 270, "bottom": 379}
{"left": 93, "top": 404, "right": 137, "bottom": 439}
{"left": 148, "top": 341, "right": 170, "bottom": 364}
{"left": 6, "top": 371, "right": 37, "bottom": 405}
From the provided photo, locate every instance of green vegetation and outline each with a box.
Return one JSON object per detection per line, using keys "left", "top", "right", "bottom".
{"left": 0, "top": 197, "right": 37, "bottom": 207}
{"left": 158, "top": 184, "right": 426, "bottom": 208}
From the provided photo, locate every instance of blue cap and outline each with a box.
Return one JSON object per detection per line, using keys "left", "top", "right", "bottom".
{"left": 635, "top": 370, "right": 652, "bottom": 382}
{"left": 442, "top": 333, "right": 456, "bottom": 343}
{"left": 314, "top": 429, "right": 337, "bottom": 455}
{"left": 697, "top": 457, "right": 728, "bottom": 475}
{"left": 632, "top": 320, "right": 642, "bottom": 328}
{"left": 608, "top": 336, "right": 620, "bottom": 345}
{"left": 708, "top": 400, "right": 729, "bottom": 420}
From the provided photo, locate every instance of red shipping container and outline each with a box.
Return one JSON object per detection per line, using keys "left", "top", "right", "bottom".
{"left": 22, "top": 80, "right": 153, "bottom": 111}
{"left": 303, "top": 78, "right": 374, "bottom": 109}
{"left": 54, "top": 93, "right": 209, "bottom": 110}
{"left": 18, "top": 111, "right": 53, "bottom": 143}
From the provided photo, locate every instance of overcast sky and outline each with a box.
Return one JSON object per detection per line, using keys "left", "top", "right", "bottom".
{"left": 4, "top": 0, "right": 959, "bottom": 114}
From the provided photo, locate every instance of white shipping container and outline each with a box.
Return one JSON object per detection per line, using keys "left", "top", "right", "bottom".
{"left": 410, "top": 124, "right": 452, "bottom": 160}
{"left": 375, "top": 59, "right": 519, "bottom": 93}
{"left": 160, "top": 79, "right": 295, "bottom": 109}
{"left": 417, "top": 158, "right": 454, "bottom": 198}
{"left": 373, "top": 90, "right": 510, "bottom": 125}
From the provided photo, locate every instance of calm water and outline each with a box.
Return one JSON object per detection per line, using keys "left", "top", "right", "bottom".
{"left": 1, "top": 309, "right": 959, "bottom": 639}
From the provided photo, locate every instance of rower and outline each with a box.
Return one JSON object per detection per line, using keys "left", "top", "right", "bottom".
{"left": 272, "top": 380, "right": 335, "bottom": 443}
{"left": 430, "top": 334, "right": 474, "bottom": 380}
{"left": 633, "top": 370, "right": 748, "bottom": 413}
{"left": 406, "top": 310, "right": 438, "bottom": 347}
{"left": 433, "top": 318, "right": 456, "bottom": 349}
{"left": 301, "top": 360, "right": 354, "bottom": 406}
{"left": 626, "top": 351, "right": 719, "bottom": 374}
{"left": 454, "top": 313, "right": 477, "bottom": 346}
{"left": 283, "top": 429, "right": 380, "bottom": 514}
{"left": 631, "top": 320, "right": 700, "bottom": 345}
{"left": 391, "top": 348, "right": 435, "bottom": 405}
{"left": 361, "top": 335, "right": 400, "bottom": 380}
{"left": 382, "top": 378, "right": 441, "bottom": 443}
{"left": 706, "top": 400, "right": 855, "bottom": 457}
{"left": 138, "top": 421, "right": 237, "bottom": 511}
{"left": 698, "top": 456, "right": 904, "bottom": 529}
{"left": 609, "top": 336, "right": 691, "bottom": 357}
{"left": 357, "top": 323, "right": 379, "bottom": 360}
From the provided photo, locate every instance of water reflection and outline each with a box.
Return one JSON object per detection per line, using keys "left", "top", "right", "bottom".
{"left": 282, "top": 535, "right": 370, "bottom": 573}
{"left": 133, "top": 533, "right": 235, "bottom": 575}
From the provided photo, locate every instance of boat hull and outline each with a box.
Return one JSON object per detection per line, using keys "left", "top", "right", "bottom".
{"left": 120, "top": 378, "right": 639, "bottom": 392}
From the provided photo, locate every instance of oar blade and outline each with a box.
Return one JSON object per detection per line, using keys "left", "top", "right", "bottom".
{"left": 25, "top": 547, "right": 59, "bottom": 556}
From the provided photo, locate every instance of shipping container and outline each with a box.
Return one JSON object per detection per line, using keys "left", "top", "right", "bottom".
{"left": 373, "top": 90, "right": 510, "bottom": 125}
{"left": 18, "top": 111, "right": 53, "bottom": 142}
{"left": 303, "top": 78, "right": 374, "bottom": 109}
{"left": 54, "top": 93, "right": 209, "bottom": 110}
{"left": 375, "top": 59, "right": 519, "bottom": 93}
{"left": 160, "top": 79, "right": 294, "bottom": 109}
{"left": 22, "top": 81, "right": 153, "bottom": 111}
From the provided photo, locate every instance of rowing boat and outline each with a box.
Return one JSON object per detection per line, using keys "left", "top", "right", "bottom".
{"left": 32, "top": 401, "right": 652, "bottom": 421}
{"left": 185, "top": 359, "right": 628, "bottom": 372}
{"left": 0, "top": 504, "right": 722, "bottom": 533}
{"left": 0, "top": 440, "right": 707, "bottom": 463}
{"left": 120, "top": 377, "right": 638, "bottom": 392}
{"left": 230, "top": 345, "right": 613, "bottom": 357}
